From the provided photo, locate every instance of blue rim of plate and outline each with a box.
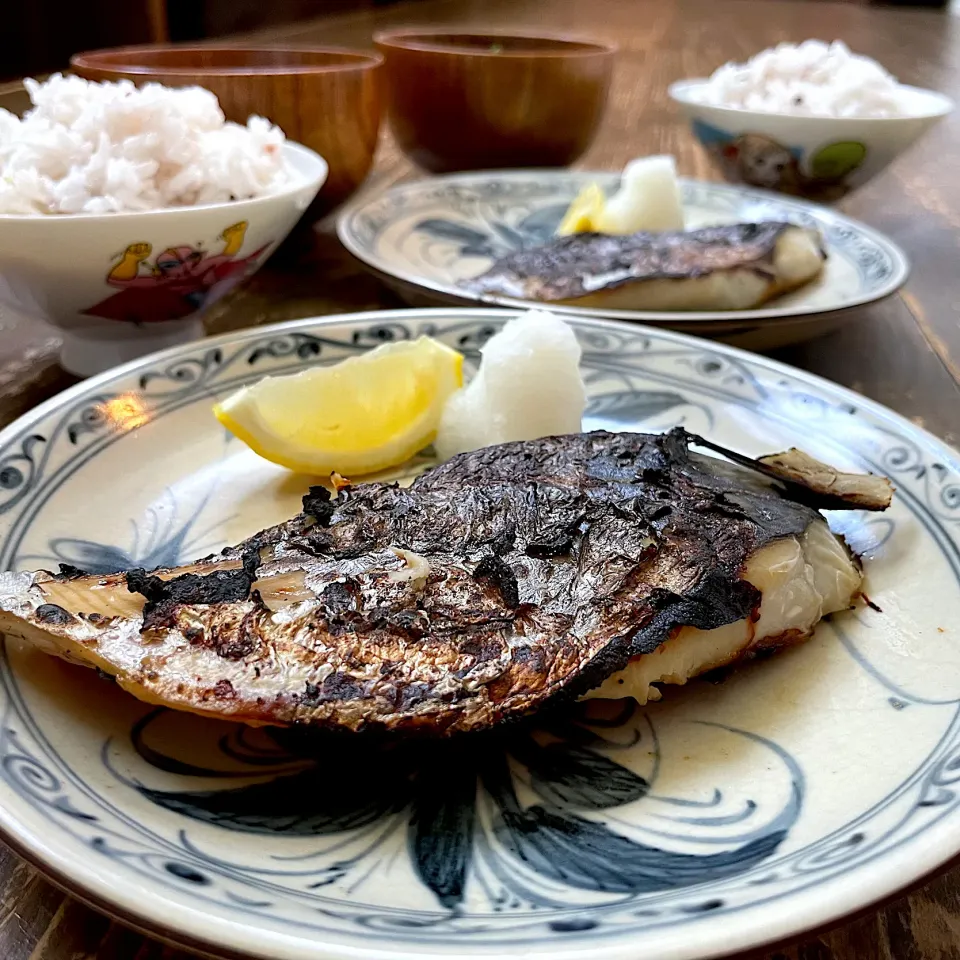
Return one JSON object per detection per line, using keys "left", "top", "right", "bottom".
{"left": 0, "top": 309, "right": 958, "bottom": 960}
{"left": 336, "top": 171, "right": 910, "bottom": 324}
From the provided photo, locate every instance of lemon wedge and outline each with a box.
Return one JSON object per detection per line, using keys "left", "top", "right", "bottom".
{"left": 557, "top": 183, "right": 606, "bottom": 235}
{"left": 214, "top": 337, "right": 464, "bottom": 476}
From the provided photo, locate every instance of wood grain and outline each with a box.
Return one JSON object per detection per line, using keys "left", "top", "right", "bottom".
{"left": 374, "top": 30, "right": 615, "bottom": 171}
{"left": 2, "top": 0, "right": 960, "bottom": 956}
{"left": 146, "top": 0, "right": 170, "bottom": 43}
{"left": 70, "top": 46, "right": 384, "bottom": 206}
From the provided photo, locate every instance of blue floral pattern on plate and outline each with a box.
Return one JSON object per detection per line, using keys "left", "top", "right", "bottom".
{"left": 0, "top": 309, "right": 958, "bottom": 960}
{"left": 115, "top": 703, "right": 800, "bottom": 913}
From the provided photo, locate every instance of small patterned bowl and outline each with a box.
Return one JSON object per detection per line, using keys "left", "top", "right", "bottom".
{"left": 0, "top": 142, "right": 327, "bottom": 378}
{"left": 669, "top": 79, "right": 952, "bottom": 202}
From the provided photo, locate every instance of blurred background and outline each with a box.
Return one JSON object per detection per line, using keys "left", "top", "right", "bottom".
{"left": 1, "top": 0, "right": 411, "bottom": 82}
{"left": 1, "top": 0, "right": 952, "bottom": 84}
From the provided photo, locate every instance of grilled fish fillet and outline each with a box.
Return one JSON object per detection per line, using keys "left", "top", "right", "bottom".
{"left": 463, "top": 223, "right": 826, "bottom": 311}
{"left": 0, "top": 430, "right": 890, "bottom": 736}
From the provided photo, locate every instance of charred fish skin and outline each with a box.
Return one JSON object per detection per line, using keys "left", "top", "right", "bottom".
{"left": 0, "top": 430, "right": 890, "bottom": 737}
{"left": 463, "top": 222, "right": 826, "bottom": 311}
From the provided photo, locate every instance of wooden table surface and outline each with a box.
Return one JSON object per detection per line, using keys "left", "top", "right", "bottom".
{"left": 2, "top": 0, "right": 960, "bottom": 956}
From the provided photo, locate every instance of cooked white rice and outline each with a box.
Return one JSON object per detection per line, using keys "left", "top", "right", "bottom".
{"left": 696, "top": 40, "right": 912, "bottom": 118}
{"left": 0, "top": 74, "right": 292, "bottom": 215}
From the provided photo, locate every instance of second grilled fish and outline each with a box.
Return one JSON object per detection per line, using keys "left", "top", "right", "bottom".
{"left": 463, "top": 222, "right": 826, "bottom": 311}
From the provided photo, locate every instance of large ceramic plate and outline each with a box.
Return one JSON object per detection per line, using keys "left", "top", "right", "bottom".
{"left": 337, "top": 172, "right": 909, "bottom": 346}
{"left": 0, "top": 309, "right": 957, "bottom": 960}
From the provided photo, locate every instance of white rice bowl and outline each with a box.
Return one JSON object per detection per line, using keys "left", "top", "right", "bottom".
{"left": 0, "top": 74, "right": 294, "bottom": 215}
{"left": 693, "top": 41, "right": 917, "bottom": 119}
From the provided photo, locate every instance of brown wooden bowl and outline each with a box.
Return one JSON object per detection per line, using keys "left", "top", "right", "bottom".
{"left": 70, "top": 45, "right": 383, "bottom": 209}
{"left": 373, "top": 30, "right": 616, "bottom": 173}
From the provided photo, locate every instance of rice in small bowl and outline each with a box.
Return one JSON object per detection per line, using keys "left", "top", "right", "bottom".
{"left": 0, "top": 75, "right": 328, "bottom": 376}
{"left": 670, "top": 41, "right": 952, "bottom": 201}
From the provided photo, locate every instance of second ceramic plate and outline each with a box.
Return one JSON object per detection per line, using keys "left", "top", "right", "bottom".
{"left": 337, "top": 171, "right": 909, "bottom": 348}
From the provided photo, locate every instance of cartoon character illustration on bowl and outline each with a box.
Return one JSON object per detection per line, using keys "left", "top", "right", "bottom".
{"left": 719, "top": 132, "right": 804, "bottom": 193}
{"left": 692, "top": 120, "right": 867, "bottom": 201}
{"left": 82, "top": 221, "right": 272, "bottom": 325}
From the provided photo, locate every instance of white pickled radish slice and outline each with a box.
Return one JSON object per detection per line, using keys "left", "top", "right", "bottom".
{"left": 435, "top": 310, "right": 586, "bottom": 460}
{"left": 596, "top": 155, "right": 685, "bottom": 233}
